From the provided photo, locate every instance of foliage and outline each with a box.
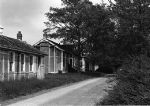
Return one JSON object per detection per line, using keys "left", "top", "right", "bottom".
{"left": 97, "top": 0, "right": 150, "bottom": 105}
{"left": 108, "top": 0, "right": 150, "bottom": 60}
{"left": 44, "top": 0, "right": 115, "bottom": 64}
{"left": 0, "top": 73, "right": 92, "bottom": 101}
{"left": 98, "top": 55, "right": 150, "bottom": 105}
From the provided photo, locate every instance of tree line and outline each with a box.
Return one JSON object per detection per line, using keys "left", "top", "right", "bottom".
{"left": 44, "top": 0, "right": 150, "bottom": 72}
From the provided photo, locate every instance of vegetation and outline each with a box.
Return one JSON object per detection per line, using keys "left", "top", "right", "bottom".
{"left": 44, "top": 0, "right": 150, "bottom": 105}
{"left": 97, "top": 0, "right": 150, "bottom": 105}
{"left": 109, "top": 0, "right": 150, "bottom": 60}
{"left": 98, "top": 55, "right": 150, "bottom": 105}
{"left": 0, "top": 73, "right": 93, "bottom": 101}
{"left": 44, "top": 0, "right": 115, "bottom": 69}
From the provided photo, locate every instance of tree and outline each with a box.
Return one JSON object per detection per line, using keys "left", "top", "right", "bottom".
{"left": 108, "top": 0, "right": 150, "bottom": 61}
{"left": 44, "top": 0, "right": 116, "bottom": 71}
{"left": 44, "top": 0, "right": 92, "bottom": 57}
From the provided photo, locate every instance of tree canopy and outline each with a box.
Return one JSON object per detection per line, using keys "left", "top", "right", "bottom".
{"left": 44, "top": 0, "right": 115, "bottom": 62}
{"left": 108, "top": 0, "right": 150, "bottom": 61}
{"left": 44, "top": 0, "right": 150, "bottom": 71}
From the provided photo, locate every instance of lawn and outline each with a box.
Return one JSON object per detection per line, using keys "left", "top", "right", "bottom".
{"left": 0, "top": 73, "right": 94, "bottom": 102}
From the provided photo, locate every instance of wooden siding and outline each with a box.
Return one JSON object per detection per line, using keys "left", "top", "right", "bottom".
{"left": 0, "top": 50, "right": 44, "bottom": 81}
{"left": 41, "top": 46, "right": 49, "bottom": 74}
{"left": 55, "top": 49, "right": 61, "bottom": 73}
{"left": 50, "top": 46, "right": 54, "bottom": 72}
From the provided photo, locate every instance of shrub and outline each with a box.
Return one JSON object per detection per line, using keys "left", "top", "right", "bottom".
{"left": 99, "top": 55, "right": 150, "bottom": 105}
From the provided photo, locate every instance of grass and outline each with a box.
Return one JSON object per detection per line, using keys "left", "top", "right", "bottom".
{"left": 0, "top": 73, "right": 94, "bottom": 102}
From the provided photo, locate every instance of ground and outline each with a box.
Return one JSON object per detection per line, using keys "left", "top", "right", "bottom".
{"left": 4, "top": 77, "right": 109, "bottom": 106}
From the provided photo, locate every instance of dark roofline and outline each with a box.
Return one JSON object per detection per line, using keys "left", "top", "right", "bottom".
{"left": 0, "top": 35, "right": 46, "bottom": 56}
{"left": 42, "top": 39, "right": 79, "bottom": 56}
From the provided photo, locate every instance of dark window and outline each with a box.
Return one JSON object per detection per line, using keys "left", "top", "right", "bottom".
{"left": 38, "top": 56, "right": 41, "bottom": 66}
{"left": 21, "top": 54, "right": 24, "bottom": 71}
{"left": 9, "top": 52, "right": 13, "bottom": 72}
{"left": 30, "top": 56, "right": 33, "bottom": 71}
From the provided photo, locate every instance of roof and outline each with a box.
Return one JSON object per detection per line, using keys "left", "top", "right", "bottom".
{"left": 0, "top": 35, "right": 46, "bottom": 56}
{"left": 34, "top": 38, "right": 64, "bottom": 51}
{"left": 34, "top": 38, "right": 78, "bottom": 56}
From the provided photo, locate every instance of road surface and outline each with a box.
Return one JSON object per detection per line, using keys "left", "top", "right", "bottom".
{"left": 7, "top": 77, "right": 109, "bottom": 106}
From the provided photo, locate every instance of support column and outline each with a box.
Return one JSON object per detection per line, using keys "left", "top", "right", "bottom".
{"left": 19, "top": 54, "right": 21, "bottom": 73}
{"left": 48, "top": 45, "right": 51, "bottom": 73}
{"left": 8, "top": 54, "right": 10, "bottom": 81}
{"left": 2, "top": 56, "right": 4, "bottom": 81}
{"left": 13, "top": 52, "right": 15, "bottom": 80}
{"left": 19, "top": 54, "right": 21, "bottom": 79}
{"left": 82, "top": 57, "right": 85, "bottom": 72}
{"left": 54, "top": 47, "right": 56, "bottom": 73}
{"left": 23, "top": 54, "right": 26, "bottom": 73}
{"left": 61, "top": 51, "right": 63, "bottom": 72}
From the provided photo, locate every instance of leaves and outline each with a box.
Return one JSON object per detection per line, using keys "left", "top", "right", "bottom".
{"left": 44, "top": 0, "right": 115, "bottom": 63}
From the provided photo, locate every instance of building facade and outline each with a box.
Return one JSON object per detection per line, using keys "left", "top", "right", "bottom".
{"left": 0, "top": 32, "right": 46, "bottom": 81}
{"left": 34, "top": 36, "right": 78, "bottom": 74}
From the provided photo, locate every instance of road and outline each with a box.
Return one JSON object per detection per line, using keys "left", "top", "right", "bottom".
{"left": 7, "top": 77, "right": 109, "bottom": 106}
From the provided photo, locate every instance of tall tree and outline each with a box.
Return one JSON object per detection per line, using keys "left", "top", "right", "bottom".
{"left": 44, "top": 0, "right": 115, "bottom": 68}
{"left": 44, "top": 0, "right": 92, "bottom": 57}
{"left": 108, "top": 0, "right": 150, "bottom": 61}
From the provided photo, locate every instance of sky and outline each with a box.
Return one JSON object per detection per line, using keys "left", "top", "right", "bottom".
{"left": 0, "top": 0, "right": 109, "bottom": 44}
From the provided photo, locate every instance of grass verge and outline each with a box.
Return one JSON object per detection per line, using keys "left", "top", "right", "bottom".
{"left": 0, "top": 73, "right": 95, "bottom": 102}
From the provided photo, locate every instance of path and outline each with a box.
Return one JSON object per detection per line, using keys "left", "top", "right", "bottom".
{"left": 7, "top": 77, "right": 109, "bottom": 106}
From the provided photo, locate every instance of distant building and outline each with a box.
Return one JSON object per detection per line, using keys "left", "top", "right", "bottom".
{"left": 0, "top": 31, "right": 46, "bottom": 81}
{"left": 34, "top": 34, "right": 79, "bottom": 73}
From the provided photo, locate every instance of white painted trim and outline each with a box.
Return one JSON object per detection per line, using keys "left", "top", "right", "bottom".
{"left": 34, "top": 38, "right": 64, "bottom": 51}
{"left": 8, "top": 54, "right": 10, "bottom": 81}
{"left": 19, "top": 54, "right": 21, "bottom": 73}
{"left": 61, "top": 51, "right": 63, "bottom": 71}
{"left": 13, "top": 52, "right": 15, "bottom": 80}
{"left": 33, "top": 56, "right": 36, "bottom": 73}
{"left": 23, "top": 54, "right": 26, "bottom": 72}
{"left": 33, "top": 38, "right": 45, "bottom": 46}
{"left": 12, "top": 52, "right": 15, "bottom": 72}
{"left": 48, "top": 72, "right": 58, "bottom": 74}
{"left": 48, "top": 45, "right": 51, "bottom": 73}
{"left": 81, "top": 57, "right": 86, "bottom": 72}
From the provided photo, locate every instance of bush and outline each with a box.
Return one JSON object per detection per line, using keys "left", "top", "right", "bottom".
{"left": 98, "top": 55, "right": 150, "bottom": 105}
{"left": 0, "top": 78, "right": 46, "bottom": 100}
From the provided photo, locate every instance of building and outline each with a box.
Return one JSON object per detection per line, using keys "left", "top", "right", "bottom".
{"left": 80, "top": 56, "right": 96, "bottom": 72}
{"left": 34, "top": 34, "right": 79, "bottom": 74}
{"left": 0, "top": 31, "right": 46, "bottom": 81}
{"left": 34, "top": 33, "right": 96, "bottom": 73}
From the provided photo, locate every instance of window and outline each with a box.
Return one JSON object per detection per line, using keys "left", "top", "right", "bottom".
{"left": 9, "top": 52, "right": 13, "bottom": 72}
{"left": 21, "top": 54, "right": 24, "bottom": 71}
{"left": 30, "top": 56, "right": 33, "bottom": 71}
{"left": 38, "top": 56, "right": 41, "bottom": 67}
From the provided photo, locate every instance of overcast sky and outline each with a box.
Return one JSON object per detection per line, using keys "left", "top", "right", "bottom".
{"left": 0, "top": 0, "right": 108, "bottom": 44}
